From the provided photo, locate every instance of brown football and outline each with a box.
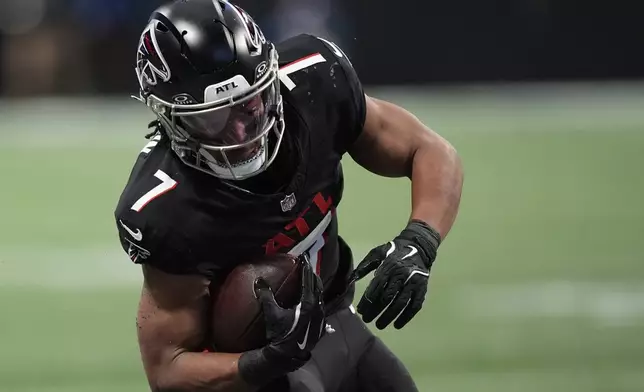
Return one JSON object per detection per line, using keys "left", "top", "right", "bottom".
{"left": 208, "top": 253, "right": 303, "bottom": 353}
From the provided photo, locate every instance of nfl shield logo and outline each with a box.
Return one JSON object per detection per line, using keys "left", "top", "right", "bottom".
{"left": 280, "top": 193, "right": 297, "bottom": 212}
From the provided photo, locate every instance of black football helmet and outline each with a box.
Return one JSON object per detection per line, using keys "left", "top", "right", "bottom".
{"left": 135, "top": 0, "right": 284, "bottom": 180}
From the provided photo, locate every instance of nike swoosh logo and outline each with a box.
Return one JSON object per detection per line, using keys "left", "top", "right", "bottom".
{"left": 386, "top": 241, "right": 396, "bottom": 257}
{"left": 297, "top": 321, "right": 311, "bottom": 350}
{"left": 119, "top": 220, "right": 142, "bottom": 241}
{"left": 402, "top": 245, "right": 418, "bottom": 260}
{"left": 404, "top": 269, "right": 430, "bottom": 284}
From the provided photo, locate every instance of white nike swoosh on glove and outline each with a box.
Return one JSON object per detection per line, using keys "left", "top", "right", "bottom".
{"left": 297, "top": 321, "right": 311, "bottom": 350}
{"left": 386, "top": 241, "right": 396, "bottom": 257}
{"left": 402, "top": 245, "right": 418, "bottom": 260}
{"left": 404, "top": 269, "right": 430, "bottom": 284}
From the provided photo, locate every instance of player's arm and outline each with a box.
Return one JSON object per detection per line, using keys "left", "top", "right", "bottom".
{"left": 318, "top": 35, "right": 462, "bottom": 238}
{"left": 348, "top": 95, "right": 463, "bottom": 239}
{"left": 137, "top": 259, "right": 325, "bottom": 392}
{"left": 137, "top": 264, "right": 254, "bottom": 392}
{"left": 348, "top": 95, "right": 464, "bottom": 330}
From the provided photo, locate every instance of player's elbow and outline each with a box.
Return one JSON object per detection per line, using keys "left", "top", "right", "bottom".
{"left": 416, "top": 130, "right": 463, "bottom": 175}
{"left": 439, "top": 139, "right": 463, "bottom": 184}
{"left": 153, "top": 386, "right": 196, "bottom": 392}
{"left": 422, "top": 126, "right": 458, "bottom": 157}
{"left": 153, "top": 373, "right": 189, "bottom": 392}
{"left": 147, "top": 351, "right": 189, "bottom": 392}
{"left": 443, "top": 138, "right": 462, "bottom": 175}
{"left": 149, "top": 367, "right": 178, "bottom": 392}
{"left": 151, "top": 384, "right": 179, "bottom": 392}
{"left": 153, "top": 383, "right": 189, "bottom": 392}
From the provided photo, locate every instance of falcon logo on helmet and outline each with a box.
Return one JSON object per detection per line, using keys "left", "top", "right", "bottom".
{"left": 136, "top": 22, "right": 172, "bottom": 88}
{"left": 134, "top": 0, "right": 284, "bottom": 183}
{"left": 229, "top": 2, "right": 266, "bottom": 55}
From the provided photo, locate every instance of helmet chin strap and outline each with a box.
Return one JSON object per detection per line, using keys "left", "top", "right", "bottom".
{"left": 200, "top": 137, "right": 268, "bottom": 180}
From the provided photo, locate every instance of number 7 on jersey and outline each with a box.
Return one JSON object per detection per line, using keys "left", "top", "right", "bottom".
{"left": 131, "top": 170, "right": 178, "bottom": 212}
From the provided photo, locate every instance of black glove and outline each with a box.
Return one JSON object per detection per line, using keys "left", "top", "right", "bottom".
{"left": 349, "top": 220, "right": 441, "bottom": 330}
{"left": 238, "top": 256, "right": 326, "bottom": 386}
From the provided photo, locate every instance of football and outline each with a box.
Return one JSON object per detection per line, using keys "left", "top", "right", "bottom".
{"left": 208, "top": 253, "right": 303, "bottom": 353}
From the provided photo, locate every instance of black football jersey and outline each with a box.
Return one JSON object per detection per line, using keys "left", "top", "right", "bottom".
{"left": 114, "top": 34, "right": 366, "bottom": 312}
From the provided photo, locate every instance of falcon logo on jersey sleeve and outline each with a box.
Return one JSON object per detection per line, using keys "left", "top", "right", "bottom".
{"left": 136, "top": 22, "right": 171, "bottom": 88}
{"left": 126, "top": 239, "right": 151, "bottom": 264}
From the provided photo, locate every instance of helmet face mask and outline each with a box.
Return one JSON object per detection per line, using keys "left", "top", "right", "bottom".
{"left": 134, "top": 0, "right": 285, "bottom": 181}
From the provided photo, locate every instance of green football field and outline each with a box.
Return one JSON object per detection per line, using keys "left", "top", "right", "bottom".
{"left": 1, "top": 83, "right": 643, "bottom": 391}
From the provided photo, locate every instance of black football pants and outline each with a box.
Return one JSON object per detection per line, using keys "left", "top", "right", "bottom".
{"left": 261, "top": 306, "right": 419, "bottom": 392}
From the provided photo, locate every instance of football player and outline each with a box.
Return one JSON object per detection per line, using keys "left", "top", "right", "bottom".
{"left": 115, "top": 0, "right": 463, "bottom": 391}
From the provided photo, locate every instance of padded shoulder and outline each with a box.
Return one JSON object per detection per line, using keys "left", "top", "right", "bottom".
{"left": 276, "top": 34, "right": 367, "bottom": 153}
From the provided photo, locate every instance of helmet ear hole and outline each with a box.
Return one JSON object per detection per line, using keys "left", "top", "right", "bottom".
{"left": 155, "top": 22, "right": 169, "bottom": 33}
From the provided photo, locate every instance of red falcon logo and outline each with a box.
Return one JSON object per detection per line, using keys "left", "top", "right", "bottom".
{"left": 136, "top": 22, "right": 171, "bottom": 87}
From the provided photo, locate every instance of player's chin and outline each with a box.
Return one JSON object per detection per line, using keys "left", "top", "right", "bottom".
{"left": 213, "top": 141, "right": 263, "bottom": 166}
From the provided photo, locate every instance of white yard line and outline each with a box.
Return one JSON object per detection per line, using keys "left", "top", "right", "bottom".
{"left": 5, "top": 244, "right": 644, "bottom": 329}
{"left": 459, "top": 281, "right": 644, "bottom": 327}
{"left": 0, "top": 248, "right": 142, "bottom": 289}
{"left": 0, "top": 243, "right": 373, "bottom": 289}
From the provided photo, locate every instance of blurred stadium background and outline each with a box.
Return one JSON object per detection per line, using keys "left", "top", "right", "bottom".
{"left": 1, "top": 1, "right": 644, "bottom": 391}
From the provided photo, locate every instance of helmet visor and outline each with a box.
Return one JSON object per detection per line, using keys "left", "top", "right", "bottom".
{"left": 179, "top": 85, "right": 276, "bottom": 148}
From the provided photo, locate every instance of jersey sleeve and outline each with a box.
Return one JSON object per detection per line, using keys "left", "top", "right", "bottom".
{"left": 115, "top": 209, "right": 228, "bottom": 277}
{"left": 116, "top": 208, "right": 197, "bottom": 276}
{"left": 113, "top": 146, "right": 224, "bottom": 277}
{"left": 276, "top": 34, "right": 367, "bottom": 155}
{"left": 316, "top": 37, "right": 367, "bottom": 154}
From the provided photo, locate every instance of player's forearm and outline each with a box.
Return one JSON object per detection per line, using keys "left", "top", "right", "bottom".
{"left": 155, "top": 351, "right": 256, "bottom": 392}
{"left": 409, "top": 137, "right": 463, "bottom": 239}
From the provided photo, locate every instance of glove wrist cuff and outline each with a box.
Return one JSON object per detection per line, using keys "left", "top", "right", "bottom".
{"left": 238, "top": 347, "right": 308, "bottom": 387}
{"left": 401, "top": 220, "right": 442, "bottom": 266}
{"left": 238, "top": 348, "right": 271, "bottom": 387}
